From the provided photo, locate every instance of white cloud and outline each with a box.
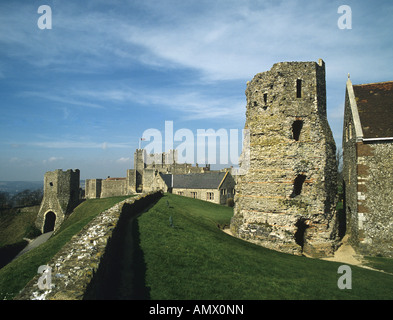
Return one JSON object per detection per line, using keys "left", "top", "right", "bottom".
{"left": 2, "top": 1, "right": 392, "bottom": 84}
{"left": 48, "top": 156, "right": 62, "bottom": 162}
{"left": 20, "top": 91, "right": 105, "bottom": 109}
{"left": 43, "top": 156, "right": 64, "bottom": 164}
{"left": 120, "top": 1, "right": 330, "bottom": 80}
{"left": 116, "top": 157, "right": 130, "bottom": 163}
{"left": 2, "top": 0, "right": 393, "bottom": 181}
{"left": 70, "top": 85, "right": 245, "bottom": 121}
{"left": 29, "top": 140, "right": 131, "bottom": 149}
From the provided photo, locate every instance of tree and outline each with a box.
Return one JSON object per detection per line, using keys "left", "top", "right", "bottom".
{"left": 0, "top": 192, "right": 10, "bottom": 209}
{"left": 10, "top": 189, "right": 43, "bottom": 208}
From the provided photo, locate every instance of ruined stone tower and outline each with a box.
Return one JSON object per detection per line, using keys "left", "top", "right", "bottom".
{"left": 231, "top": 60, "right": 338, "bottom": 257}
{"left": 134, "top": 148, "right": 145, "bottom": 192}
{"left": 35, "top": 169, "right": 80, "bottom": 233}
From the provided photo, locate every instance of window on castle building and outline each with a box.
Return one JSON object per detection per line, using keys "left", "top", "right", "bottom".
{"left": 263, "top": 93, "right": 268, "bottom": 110}
{"left": 207, "top": 192, "right": 214, "bottom": 200}
{"left": 49, "top": 182, "right": 53, "bottom": 187}
{"left": 292, "top": 120, "right": 303, "bottom": 141}
{"left": 296, "top": 79, "right": 302, "bottom": 98}
{"left": 191, "top": 192, "right": 197, "bottom": 199}
{"left": 349, "top": 123, "right": 352, "bottom": 140}
{"left": 290, "top": 174, "right": 306, "bottom": 198}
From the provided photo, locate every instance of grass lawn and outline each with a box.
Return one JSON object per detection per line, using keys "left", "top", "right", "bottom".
{"left": 0, "top": 196, "right": 131, "bottom": 300}
{"left": 2, "top": 192, "right": 393, "bottom": 300}
{"left": 138, "top": 193, "right": 393, "bottom": 300}
{"left": 363, "top": 256, "right": 393, "bottom": 274}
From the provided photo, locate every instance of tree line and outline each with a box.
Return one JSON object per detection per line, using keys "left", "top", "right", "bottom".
{"left": 0, "top": 189, "right": 43, "bottom": 210}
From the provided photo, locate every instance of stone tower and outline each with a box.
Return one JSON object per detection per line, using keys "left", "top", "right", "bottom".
{"left": 134, "top": 149, "right": 145, "bottom": 192}
{"left": 35, "top": 169, "right": 80, "bottom": 233}
{"left": 231, "top": 60, "right": 338, "bottom": 257}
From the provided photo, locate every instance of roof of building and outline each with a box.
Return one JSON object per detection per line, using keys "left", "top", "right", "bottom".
{"left": 353, "top": 81, "right": 393, "bottom": 139}
{"left": 160, "top": 171, "right": 230, "bottom": 189}
{"left": 159, "top": 173, "right": 173, "bottom": 188}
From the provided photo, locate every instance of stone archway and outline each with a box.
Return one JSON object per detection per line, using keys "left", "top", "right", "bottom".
{"left": 43, "top": 211, "right": 56, "bottom": 233}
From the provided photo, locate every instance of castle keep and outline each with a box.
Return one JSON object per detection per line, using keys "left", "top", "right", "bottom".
{"left": 85, "top": 149, "right": 211, "bottom": 199}
{"left": 231, "top": 60, "right": 338, "bottom": 257}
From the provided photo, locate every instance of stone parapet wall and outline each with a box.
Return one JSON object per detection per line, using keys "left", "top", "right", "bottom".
{"left": 15, "top": 191, "right": 162, "bottom": 300}
{"left": 100, "top": 179, "right": 128, "bottom": 198}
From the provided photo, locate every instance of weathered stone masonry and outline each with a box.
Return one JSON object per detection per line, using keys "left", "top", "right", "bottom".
{"left": 35, "top": 169, "right": 81, "bottom": 233}
{"left": 231, "top": 60, "right": 338, "bottom": 257}
{"left": 15, "top": 191, "right": 162, "bottom": 300}
{"left": 343, "top": 79, "right": 393, "bottom": 257}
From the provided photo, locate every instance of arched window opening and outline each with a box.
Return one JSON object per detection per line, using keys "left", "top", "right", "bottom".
{"left": 291, "top": 174, "right": 306, "bottom": 198}
{"left": 296, "top": 79, "right": 302, "bottom": 98}
{"left": 294, "top": 218, "right": 310, "bottom": 248}
{"left": 292, "top": 120, "right": 303, "bottom": 141}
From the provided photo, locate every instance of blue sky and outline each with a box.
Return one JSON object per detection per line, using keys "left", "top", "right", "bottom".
{"left": 1, "top": 0, "right": 392, "bottom": 181}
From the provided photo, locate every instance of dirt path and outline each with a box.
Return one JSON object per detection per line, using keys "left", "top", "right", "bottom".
{"left": 322, "top": 235, "right": 364, "bottom": 266}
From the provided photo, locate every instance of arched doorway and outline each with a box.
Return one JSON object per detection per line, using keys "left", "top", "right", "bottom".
{"left": 43, "top": 211, "right": 56, "bottom": 233}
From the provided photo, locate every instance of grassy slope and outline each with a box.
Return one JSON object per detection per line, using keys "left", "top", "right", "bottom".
{"left": 0, "top": 206, "right": 40, "bottom": 247}
{"left": 138, "top": 193, "right": 393, "bottom": 300}
{"left": 0, "top": 196, "right": 130, "bottom": 300}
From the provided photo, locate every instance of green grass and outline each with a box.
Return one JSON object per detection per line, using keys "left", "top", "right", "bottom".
{"left": 0, "top": 206, "right": 40, "bottom": 247}
{"left": 3, "top": 193, "right": 393, "bottom": 300}
{"left": 0, "top": 196, "right": 131, "bottom": 300}
{"left": 363, "top": 256, "right": 393, "bottom": 274}
{"left": 138, "top": 193, "right": 393, "bottom": 300}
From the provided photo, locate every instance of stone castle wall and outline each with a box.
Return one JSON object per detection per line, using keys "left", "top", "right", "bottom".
{"left": 86, "top": 149, "right": 211, "bottom": 198}
{"left": 344, "top": 139, "right": 393, "bottom": 257}
{"left": 15, "top": 191, "right": 162, "bottom": 300}
{"left": 355, "top": 142, "right": 393, "bottom": 257}
{"left": 85, "top": 178, "right": 129, "bottom": 199}
{"left": 342, "top": 87, "right": 359, "bottom": 245}
{"left": 85, "top": 179, "right": 102, "bottom": 199}
{"left": 101, "top": 178, "right": 127, "bottom": 198}
{"left": 231, "top": 60, "right": 338, "bottom": 257}
{"left": 343, "top": 80, "right": 393, "bottom": 257}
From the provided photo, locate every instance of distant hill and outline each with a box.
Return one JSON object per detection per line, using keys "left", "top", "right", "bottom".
{"left": 0, "top": 180, "right": 86, "bottom": 196}
{"left": 0, "top": 181, "right": 43, "bottom": 196}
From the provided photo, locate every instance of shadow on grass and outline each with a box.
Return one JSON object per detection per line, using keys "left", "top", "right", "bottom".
{"left": 83, "top": 196, "right": 162, "bottom": 300}
{"left": 0, "top": 241, "right": 28, "bottom": 270}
